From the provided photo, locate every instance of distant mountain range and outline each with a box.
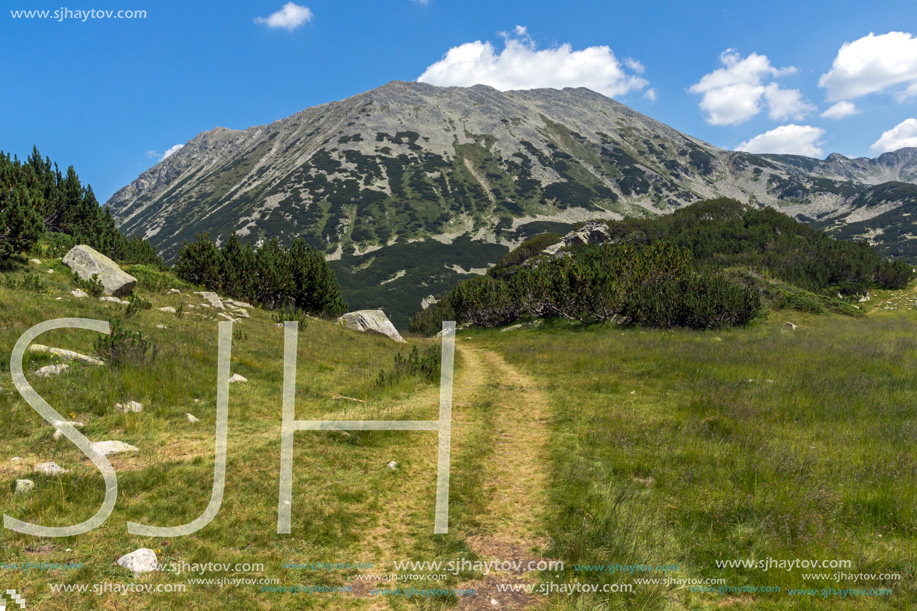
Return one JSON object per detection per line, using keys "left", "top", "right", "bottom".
{"left": 106, "top": 81, "right": 917, "bottom": 327}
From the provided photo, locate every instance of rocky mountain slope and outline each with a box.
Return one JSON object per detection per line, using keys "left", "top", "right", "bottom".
{"left": 106, "top": 81, "right": 917, "bottom": 326}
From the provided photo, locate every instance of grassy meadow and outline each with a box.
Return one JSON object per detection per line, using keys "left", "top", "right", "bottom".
{"left": 1, "top": 255, "right": 916, "bottom": 610}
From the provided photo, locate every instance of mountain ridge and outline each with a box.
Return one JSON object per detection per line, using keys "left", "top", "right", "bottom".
{"left": 106, "top": 81, "right": 917, "bottom": 325}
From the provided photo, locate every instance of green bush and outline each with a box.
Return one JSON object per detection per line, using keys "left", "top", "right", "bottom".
{"left": 72, "top": 272, "right": 104, "bottom": 297}
{"left": 376, "top": 345, "right": 441, "bottom": 388}
{"left": 122, "top": 294, "right": 152, "bottom": 318}
{"left": 408, "top": 299, "right": 455, "bottom": 336}
{"left": 94, "top": 319, "right": 156, "bottom": 367}
{"left": 624, "top": 274, "right": 762, "bottom": 329}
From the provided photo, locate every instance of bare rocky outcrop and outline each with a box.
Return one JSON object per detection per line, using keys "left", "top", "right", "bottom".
{"left": 62, "top": 245, "right": 137, "bottom": 296}
{"left": 336, "top": 310, "right": 406, "bottom": 343}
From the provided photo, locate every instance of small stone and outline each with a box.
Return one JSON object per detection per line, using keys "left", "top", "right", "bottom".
{"left": 71, "top": 289, "right": 89, "bottom": 298}
{"left": 30, "top": 344, "right": 104, "bottom": 366}
{"left": 491, "top": 598, "right": 499, "bottom": 606}
{"left": 34, "top": 461, "right": 68, "bottom": 475}
{"left": 100, "top": 296, "right": 128, "bottom": 304}
{"left": 186, "top": 413, "right": 199, "bottom": 423}
{"left": 117, "top": 548, "right": 159, "bottom": 575}
{"left": 156, "top": 324, "right": 167, "bottom": 329}
{"left": 115, "top": 401, "right": 143, "bottom": 413}
{"left": 34, "top": 364, "right": 69, "bottom": 377}
{"left": 29, "top": 258, "right": 41, "bottom": 265}
{"left": 785, "top": 322, "right": 798, "bottom": 330}
{"left": 217, "top": 313, "right": 235, "bottom": 321}
{"left": 228, "top": 374, "right": 247, "bottom": 384}
{"left": 11, "top": 457, "right": 22, "bottom": 462}
{"left": 15, "top": 479, "right": 35, "bottom": 495}
{"left": 91, "top": 441, "right": 139, "bottom": 456}
{"left": 47, "top": 269, "right": 54, "bottom": 274}
{"left": 157, "top": 306, "right": 176, "bottom": 313}
{"left": 386, "top": 461, "right": 397, "bottom": 470}
{"left": 167, "top": 289, "right": 181, "bottom": 295}
{"left": 231, "top": 309, "right": 249, "bottom": 319}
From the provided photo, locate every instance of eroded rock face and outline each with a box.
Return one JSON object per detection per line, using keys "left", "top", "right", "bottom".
{"left": 63, "top": 245, "right": 137, "bottom": 296}
{"left": 336, "top": 310, "right": 406, "bottom": 343}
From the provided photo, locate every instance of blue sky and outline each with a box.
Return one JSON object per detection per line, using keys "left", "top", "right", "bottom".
{"left": 2, "top": 0, "right": 917, "bottom": 202}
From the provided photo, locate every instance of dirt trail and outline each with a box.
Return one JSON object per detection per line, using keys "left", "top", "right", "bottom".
{"left": 453, "top": 344, "right": 552, "bottom": 610}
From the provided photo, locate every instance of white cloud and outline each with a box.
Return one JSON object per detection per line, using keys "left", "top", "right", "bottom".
{"left": 763, "top": 83, "right": 815, "bottom": 121}
{"left": 417, "top": 27, "right": 649, "bottom": 98}
{"left": 870, "top": 118, "right": 917, "bottom": 153}
{"left": 161, "top": 144, "right": 184, "bottom": 160}
{"left": 644, "top": 88, "right": 657, "bottom": 102}
{"left": 254, "top": 2, "right": 312, "bottom": 31}
{"left": 819, "top": 32, "right": 917, "bottom": 101}
{"left": 410, "top": 0, "right": 430, "bottom": 4}
{"left": 820, "top": 101, "right": 859, "bottom": 120}
{"left": 689, "top": 50, "right": 810, "bottom": 125}
{"left": 736, "top": 124, "right": 826, "bottom": 157}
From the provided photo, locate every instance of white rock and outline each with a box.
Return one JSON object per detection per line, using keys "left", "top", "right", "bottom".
{"left": 785, "top": 322, "right": 798, "bottom": 330}
{"left": 28, "top": 258, "right": 41, "bottom": 265}
{"left": 231, "top": 309, "right": 249, "bottom": 319}
{"left": 71, "top": 289, "right": 89, "bottom": 298}
{"left": 225, "top": 299, "right": 253, "bottom": 309}
{"left": 15, "top": 479, "right": 35, "bottom": 495}
{"left": 157, "top": 306, "right": 176, "bottom": 313}
{"left": 34, "top": 364, "right": 69, "bottom": 377}
{"left": 186, "top": 413, "right": 199, "bottom": 423}
{"left": 11, "top": 457, "right": 22, "bottom": 462}
{"left": 156, "top": 324, "right": 167, "bottom": 329}
{"left": 52, "top": 421, "right": 84, "bottom": 441}
{"left": 34, "top": 461, "right": 68, "bottom": 475}
{"left": 116, "top": 548, "right": 159, "bottom": 575}
{"left": 193, "top": 291, "right": 225, "bottom": 309}
{"left": 47, "top": 269, "right": 54, "bottom": 274}
{"left": 115, "top": 401, "right": 143, "bottom": 413}
{"left": 63, "top": 245, "right": 137, "bottom": 296}
{"left": 100, "top": 296, "right": 128, "bottom": 304}
{"left": 91, "top": 441, "right": 139, "bottom": 456}
{"left": 386, "top": 461, "right": 398, "bottom": 469}
{"left": 336, "top": 310, "right": 406, "bottom": 343}
{"left": 217, "top": 313, "right": 235, "bottom": 321}
{"left": 228, "top": 374, "right": 247, "bottom": 384}
{"left": 29, "top": 344, "right": 104, "bottom": 366}
{"left": 167, "top": 289, "right": 181, "bottom": 295}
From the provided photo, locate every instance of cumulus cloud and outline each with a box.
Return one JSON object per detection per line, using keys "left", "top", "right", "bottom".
{"left": 689, "top": 50, "right": 810, "bottom": 125}
{"left": 736, "top": 125, "right": 826, "bottom": 157}
{"left": 255, "top": 2, "right": 312, "bottom": 31}
{"left": 416, "top": 26, "right": 649, "bottom": 98}
{"left": 161, "top": 144, "right": 184, "bottom": 160}
{"left": 145, "top": 144, "right": 184, "bottom": 162}
{"left": 870, "top": 118, "right": 917, "bottom": 153}
{"left": 819, "top": 32, "right": 917, "bottom": 101}
{"left": 820, "top": 101, "right": 859, "bottom": 119}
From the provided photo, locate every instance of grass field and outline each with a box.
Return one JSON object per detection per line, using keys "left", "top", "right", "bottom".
{"left": 1, "top": 257, "right": 917, "bottom": 610}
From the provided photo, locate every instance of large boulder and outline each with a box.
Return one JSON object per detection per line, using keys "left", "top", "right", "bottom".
{"left": 336, "top": 310, "right": 406, "bottom": 343}
{"left": 62, "top": 245, "right": 137, "bottom": 296}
